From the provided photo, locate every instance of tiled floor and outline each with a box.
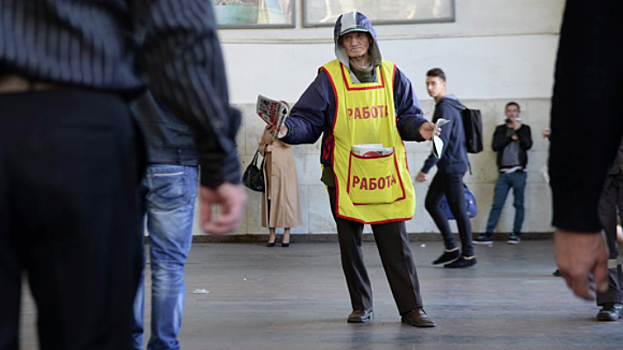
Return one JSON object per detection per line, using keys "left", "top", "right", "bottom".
{"left": 19, "top": 240, "right": 623, "bottom": 349}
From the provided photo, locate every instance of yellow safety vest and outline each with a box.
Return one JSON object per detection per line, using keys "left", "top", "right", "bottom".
{"left": 321, "top": 59, "right": 415, "bottom": 224}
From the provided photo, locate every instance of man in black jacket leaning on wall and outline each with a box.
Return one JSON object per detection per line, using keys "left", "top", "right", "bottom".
{"left": 475, "top": 102, "right": 532, "bottom": 245}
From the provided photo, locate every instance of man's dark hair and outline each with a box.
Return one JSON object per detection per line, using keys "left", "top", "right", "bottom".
{"left": 426, "top": 68, "right": 446, "bottom": 82}
{"left": 506, "top": 101, "right": 521, "bottom": 111}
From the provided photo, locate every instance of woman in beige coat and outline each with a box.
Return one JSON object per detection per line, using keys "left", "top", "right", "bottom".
{"left": 258, "top": 125, "right": 303, "bottom": 247}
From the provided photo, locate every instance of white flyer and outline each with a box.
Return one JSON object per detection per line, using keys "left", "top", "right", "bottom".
{"left": 432, "top": 118, "right": 451, "bottom": 159}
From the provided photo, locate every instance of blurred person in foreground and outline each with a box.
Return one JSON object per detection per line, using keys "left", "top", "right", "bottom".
{"left": 0, "top": 1, "right": 244, "bottom": 348}
{"left": 549, "top": 0, "right": 623, "bottom": 302}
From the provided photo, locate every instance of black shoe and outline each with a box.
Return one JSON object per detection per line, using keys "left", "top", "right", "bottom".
{"left": 432, "top": 249, "right": 460, "bottom": 265}
{"left": 347, "top": 309, "right": 374, "bottom": 323}
{"left": 597, "top": 303, "right": 623, "bottom": 321}
{"left": 552, "top": 269, "right": 562, "bottom": 277}
{"left": 267, "top": 241, "right": 276, "bottom": 247}
{"left": 474, "top": 233, "right": 493, "bottom": 245}
{"left": 281, "top": 242, "right": 290, "bottom": 247}
{"left": 507, "top": 234, "right": 521, "bottom": 245}
{"left": 401, "top": 308, "right": 436, "bottom": 327}
{"left": 444, "top": 256, "right": 477, "bottom": 268}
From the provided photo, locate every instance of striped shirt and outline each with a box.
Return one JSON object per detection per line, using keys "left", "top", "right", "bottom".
{"left": 0, "top": 0, "right": 241, "bottom": 187}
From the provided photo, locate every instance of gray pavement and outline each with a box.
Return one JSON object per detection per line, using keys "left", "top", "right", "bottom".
{"left": 19, "top": 240, "right": 623, "bottom": 349}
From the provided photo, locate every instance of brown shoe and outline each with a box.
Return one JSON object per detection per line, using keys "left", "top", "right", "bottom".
{"left": 401, "top": 308, "right": 436, "bottom": 327}
{"left": 347, "top": 309, "right": 374, "bottom": 323}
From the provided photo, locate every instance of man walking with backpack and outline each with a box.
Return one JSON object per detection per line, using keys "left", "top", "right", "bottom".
{"left": 475, "top": 102, "right": 532, "bottom": 245}
{"left": 416, "top": 68, "right": 476, "bottom": 268}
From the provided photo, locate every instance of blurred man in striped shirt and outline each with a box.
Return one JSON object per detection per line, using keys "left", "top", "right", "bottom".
{"left": 0, "top": 1, "right": 245, "bottom": 348}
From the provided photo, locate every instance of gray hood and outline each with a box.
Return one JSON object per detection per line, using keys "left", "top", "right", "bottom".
{"left": 333, "top": 11, "right": 382, "bottom": 83}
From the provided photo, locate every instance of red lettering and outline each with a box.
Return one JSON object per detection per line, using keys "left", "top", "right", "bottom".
{"left": 369, "top": 178, "right": 377, "bottom": 190}
{"left": 352, "top": 176, "right": 360, "bottom": 188}
{"left": 349, "top": 105, "right": 392, "bottom": 121}
{"left": 362, "top": 106, "right": 370, "bottom": 119}
{"left": 353, "top": 175, "right": 398, "bottom": 191}
{"left": 354, "top": 107, "right": 361, "bottom": 119}
{"left": 378, "top": 176, "right": 385, "bottom": 189}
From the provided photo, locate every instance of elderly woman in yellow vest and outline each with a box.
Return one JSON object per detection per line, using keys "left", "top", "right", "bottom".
{"left": 273, "top": 12, "right": 438, "bottom": 327}
{"left": 258, "top": 125, "right": 302, "bottom": 247}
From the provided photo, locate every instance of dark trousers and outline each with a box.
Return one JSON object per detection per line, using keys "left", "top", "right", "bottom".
{"left": 0, "top": 90, "right": 144, "bottom": 349}
{"left": 596, "top": 173, "right": 623, "bottom": 306}
{"left": 328, "top": 188, "right": 423, "bottom": 315}
{"left": 485, "top": 171, "right": 527, "bottom": 234}
{"left": 424, "top": 172, "right": 474, "bottom": 257}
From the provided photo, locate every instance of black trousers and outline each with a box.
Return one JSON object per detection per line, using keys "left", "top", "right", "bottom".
{"left": 0, "top": 90, "right": 144, "bottom": 349}
{"left": 328, "top": 188, "right": 423, "bottom": 315}
{"left": 424, "top": 172, "right": 474, "bottom": 257}
{"left": 597, "top": 173, "right": 623, "bottom": 306}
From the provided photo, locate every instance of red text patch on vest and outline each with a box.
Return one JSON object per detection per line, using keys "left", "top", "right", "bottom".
{"left": 348, "top": 105, "right": 389, "bottom": 120}
{"left": 351, "top": 175, "right": 397, "bottom": 191}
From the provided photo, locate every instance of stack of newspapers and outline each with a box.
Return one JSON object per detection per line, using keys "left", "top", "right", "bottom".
{"left": 352, "top": 144, "right": 393, "bottom": 157}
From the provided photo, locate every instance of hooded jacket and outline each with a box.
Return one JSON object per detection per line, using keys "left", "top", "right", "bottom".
{"left": 420, "top": 95, "right": 469, "bottom": 175}
{"left": 282, "top": 12, "right": 428, "bottom": 172}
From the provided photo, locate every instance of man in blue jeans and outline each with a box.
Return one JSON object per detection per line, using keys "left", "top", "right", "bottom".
{"left": 475, "top": 102, "right": 532, "bottom": 245}
{"left": 131, "top": 92, "right": 199, "bottom": 349}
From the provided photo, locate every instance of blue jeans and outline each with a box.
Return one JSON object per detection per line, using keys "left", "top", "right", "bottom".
{"left": 485, "top": 171, "right": 526, "bottom": 235}
{"left": 132, "top": 165, "right": 198, "bottom": 350}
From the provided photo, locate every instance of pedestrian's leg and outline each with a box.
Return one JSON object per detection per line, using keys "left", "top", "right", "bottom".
{"left": 485, "top": 174, "right": 511, "bottom": 234}
{"left": 424, "top": 174, "right": 457, "bottom": 251}
{"left": 444, "top": 174, "right": 474, "bottom": 257}
{"left": 13, "top": 91, "right": 143, "bottom": 349}
{"left": 0, "top": 127, "right": 20, "bottom": 349}
{"left": 596, "top": 176, "right": 623, "bottom": 307}
{"left": 371, "top": 222, "right": 422, "bottom": 314}
{"left": 268, "top": 227, "right": 276, "bottom": 246}
{"left": 131, "top": 182, "right": 149, "bottom": 350}
{"left": 145, "top": 165, "right": 198, "bottom": 350}
{"left": 282, "top": 228, "right": 291, "bottom": 246}
{"left": 511, "top": 172, "right": 527, "bottom": 235}
{"left": 616, "top": 175, "right": 623, "bottom": 299}
{"left": 328, "top": 187, "right": 372, "bottom": 311}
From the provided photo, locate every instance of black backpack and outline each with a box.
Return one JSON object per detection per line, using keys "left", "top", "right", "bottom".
{"left": 461, "top": 108, "right": 484, "bottom": 154}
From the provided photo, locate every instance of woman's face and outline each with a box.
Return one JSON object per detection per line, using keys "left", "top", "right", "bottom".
{"left": 341, "top": 32, "right": 371, "bottom": 59}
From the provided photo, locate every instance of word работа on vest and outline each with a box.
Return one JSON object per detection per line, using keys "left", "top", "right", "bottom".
{"left": 352, "top": 175, "right": 397, "bottom": 191}
{"left": 348, "top": 105, "right": 389, "bottom": 120}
